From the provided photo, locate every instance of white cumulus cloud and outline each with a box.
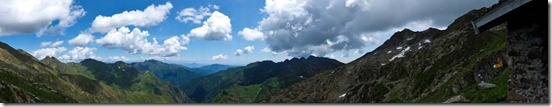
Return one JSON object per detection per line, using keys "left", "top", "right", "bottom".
{"left": 211, "top": 54, "right": 228, "bottom": 60}
{"left": 244, "top": 46, "right": 254, "bottom": 54}
{"left": 234, "top": 46, "right": 254, "bottom": 56}
{"left": 0, "top": 0, "right": 85, "bottom": 36}
{"left": 107, "top": 56, "right": 130, "bottom": 61}
{"left": 253, "top": 0, "right": 496, "bottom": 57}
{"left": 68, "top": 33, "right": 94, "bottom": 46}
{"left": 260, "top": 47, "right": 272, "bottom": 53}
{"left": 95, "top": 26, "right": 189, "bottom": 57}
{"left": 239, "top": 28, "right": 265, "bottom": 41}
{"left": 175, "top": 5, "right": 219, "bottom": 24}
{"left": 187, "top": 11, "right": 232, "bottom": 41}
{"left": 31, "top": 47, "right": 67, "bottom": 60}
{"left": 234, "top": 49, "right": 244, "bottom": 56}
{"left": 59, "top": 46, "right": 97, "bottom": 61}
{"left": 40, "top": 42, "right": 52, "bottom": 48}
{"left": 89, "top": 2, "right": 173, "bottom": 32}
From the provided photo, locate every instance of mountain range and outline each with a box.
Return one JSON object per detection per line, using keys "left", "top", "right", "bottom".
{"left": 191, "top": 64, "right": 236, "bottom": 75}
{"left": 259, "top": 4, "right": 509, "bottom": 103}
{"left": 183, "top": 56, "right": 344, "bottom": 103}
{"left": 0, "top": 41, "right": 192, "bottom": 103}
{"left": 0, "top": 1, "right": 538, "bottom": 103}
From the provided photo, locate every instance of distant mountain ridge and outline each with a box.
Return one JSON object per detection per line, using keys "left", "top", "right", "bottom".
{"left": 180, "top": 63, "right": 205, "bottom": 68}
{"left": 191, "top": 64, "right": 236, "bottom": 75}
{"left": 0, "top": 41, "right": 193, "bottom": 103}
{"left": 130, "top": 59, "right": 205, "bottom": 90}
{"left": 183, "top": 56, "right": 344, "bottom": 103}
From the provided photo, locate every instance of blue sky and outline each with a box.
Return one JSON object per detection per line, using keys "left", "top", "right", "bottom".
{"left": 0, "top": 0, "right": 497, "bottom": 65}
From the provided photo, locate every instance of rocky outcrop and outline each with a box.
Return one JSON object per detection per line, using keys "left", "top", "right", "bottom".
{"left": 0, "top": 82, "right": 41, "bottom": 103}
{"left": 478, "top": 82, "right": 497, "bottom": 89}
{"left": 443, "top": 95, "right": 470, "bottom": 103}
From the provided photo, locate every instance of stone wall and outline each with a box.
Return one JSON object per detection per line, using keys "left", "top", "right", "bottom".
{"left": 506, "top": 5, "right": 548, "bottom": 103}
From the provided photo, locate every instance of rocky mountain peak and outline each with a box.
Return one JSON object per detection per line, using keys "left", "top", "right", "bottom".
{"left": 41, "top": 56, "right": 62, "bottom": 64}
{"left": 81, "top": 58, "right": 102, "bottom": 64}
{"left": 114, "top": 61, "right": 126, "bottom": 65}
{"left": 144, "top": 59, "right": 164, "bottom": 64}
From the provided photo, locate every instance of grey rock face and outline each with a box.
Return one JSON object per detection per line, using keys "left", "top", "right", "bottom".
{"left": 478, "top": 82, "right": 496, "bottom": 89}
{"left": 443, "top": 95, "right": 470, "bottom": 103}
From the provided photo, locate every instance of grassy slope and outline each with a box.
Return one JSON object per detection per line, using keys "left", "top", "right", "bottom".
{"left": 0, "top": 71, "right": 75, "bottom": 103}
{"left": 461, "top": 69, "right": 508, "bottom": 103}
{"left": 185, "top": 67, "right": 246, "bottom": 103}
{"left": 413, "top": 29, "right": 508, "bottom": 103}
{"left": 211, "top": 84, "right": 262, "bottom": 103}
{"left": 188, "top": 57, "right": 343, "bottom": 103}
{"left": 0, "top": 44, "right": 109, "bottom": 103}
{"left": 43, "top": 58, "right": 189, "bottom": 103}
{"left": 81, "top": 61, "right": 189, "bottom": 103}
{"left": 125, "top": 72, "right": 175, "bottom": 103}
{"left": 211, "top": 77, "right": 281, "bottom": 103}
